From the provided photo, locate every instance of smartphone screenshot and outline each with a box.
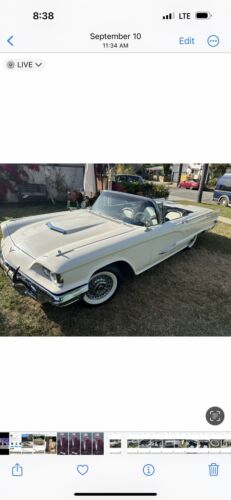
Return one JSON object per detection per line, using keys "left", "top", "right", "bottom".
{"left": 0, "top": 1, "right": 231, "bottom": 499}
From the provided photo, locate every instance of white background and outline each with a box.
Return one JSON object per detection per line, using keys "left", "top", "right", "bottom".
{"left": 0, "top": 338, "right": 230, "bottom": 430}
{"left": 0, "top": 54, "right": 231, "bottom": 162}
{"left": 0, "top": 53, "right": 231, "bottom": 431}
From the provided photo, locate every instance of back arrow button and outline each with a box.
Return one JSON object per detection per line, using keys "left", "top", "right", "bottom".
{"left": 7, "top": 35, "right": 14, "bottom": 46}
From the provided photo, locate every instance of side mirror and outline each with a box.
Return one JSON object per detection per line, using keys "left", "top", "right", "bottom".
{"left": 145, "top": 215, "right": 158, "bottom": 231}
{"left": 145, "top": 219, "right": 152, "bottom": 231}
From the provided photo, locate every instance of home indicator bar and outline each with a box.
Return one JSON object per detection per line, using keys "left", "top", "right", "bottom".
{"left": 74, "top": 494, "right": 157, "bottom": 497}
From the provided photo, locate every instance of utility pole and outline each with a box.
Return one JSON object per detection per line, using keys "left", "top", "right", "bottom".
{"left": 177, "top": 163, "right": 183, "bottom": 186}
{"left": 197, "top": 163, "right": 209, "bottom": 203}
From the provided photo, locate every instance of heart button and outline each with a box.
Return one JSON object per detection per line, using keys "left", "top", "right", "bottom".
{"left": 77, "top": 465, "right": 89, "bottom": 475}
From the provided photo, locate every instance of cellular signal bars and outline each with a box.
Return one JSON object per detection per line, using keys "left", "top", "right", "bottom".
{"left": 162, "top": 12, "right": 175, "bottom": 20}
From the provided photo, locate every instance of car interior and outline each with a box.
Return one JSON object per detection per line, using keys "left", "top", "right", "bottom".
{"left": 120, "top": 202, "right": 192, "bottom": 226}
{"left": 94, "top": 197, "right": 192, "bottom": 227}
{"left": 163, "top": 206, "right": 192, "bottom": 222}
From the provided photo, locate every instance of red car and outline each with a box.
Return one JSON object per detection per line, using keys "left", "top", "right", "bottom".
{"left": 179, "top": 178, "right": 200, "bottom": 190}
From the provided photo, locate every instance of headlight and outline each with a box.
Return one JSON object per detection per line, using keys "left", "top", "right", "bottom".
{"left": 42, "top": 267, "right": 63, "bottom": 285}
{"left": 42, "top": 267, "right": 51, "bottom": 278}
{"left": 50, "top": 272, "right": 64, "bottom": 285}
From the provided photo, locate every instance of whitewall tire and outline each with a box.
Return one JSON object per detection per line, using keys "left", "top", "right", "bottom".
{"left": 83, "top": 268, "right": 120, "bottom": 306}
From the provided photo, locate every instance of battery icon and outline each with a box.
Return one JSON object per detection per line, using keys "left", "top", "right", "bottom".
{"left": 195, "top": 11, "right": 212, "bottom": 19}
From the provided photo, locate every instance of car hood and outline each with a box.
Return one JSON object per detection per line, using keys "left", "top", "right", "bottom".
{"left": 6, "top": 210, "right": 135, "bottom": 260}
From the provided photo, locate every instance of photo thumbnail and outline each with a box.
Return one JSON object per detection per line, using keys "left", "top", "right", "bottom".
{"left": 0, "top": 433, "right": 9, "bottom": 455}
{"left": 81, "top": 432, "right": 93, "bottom": 455}
{"left": 109, "top": 439, "right": 122, "bottom": 450}
{"left": 57, "top": 433, "right": 69, "bottom": 455}
{"left": 33, "top": 434, "right": 46, "bottom": 454}
{"left": 45, "top": 434, "right": 57, "bottom": 454}
{"left": 21, "top": 434, "right": 33, "bottom": 453}
{"left": 68, "top": 433, "right": 80, "bottom": 455}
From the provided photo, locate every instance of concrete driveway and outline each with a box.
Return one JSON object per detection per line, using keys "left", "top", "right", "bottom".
{"left": 169, "top": 187, "right": 214, "bottom": 203}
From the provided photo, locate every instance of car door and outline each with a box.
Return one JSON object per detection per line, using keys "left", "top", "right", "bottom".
{"left": 143, "top": 217, "right": 187, "bottom": 268}
{"left": 125, "top": 204, "right": 189, "bottom": 273}
{"left": 175, "top": 211, "right": 211, "bottom": 241}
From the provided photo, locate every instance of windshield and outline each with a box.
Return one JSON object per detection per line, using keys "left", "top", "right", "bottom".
{"left": 91, "top": 191, "right": 158, "bottom": 226}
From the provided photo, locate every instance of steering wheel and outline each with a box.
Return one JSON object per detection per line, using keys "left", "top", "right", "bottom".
{"left": 133, "top": 211, "right": 146, "bottom": 224}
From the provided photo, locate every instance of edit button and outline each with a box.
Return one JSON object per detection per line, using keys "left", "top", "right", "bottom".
{"left": 179, "top": 37, "right": 195, "bottom": 45}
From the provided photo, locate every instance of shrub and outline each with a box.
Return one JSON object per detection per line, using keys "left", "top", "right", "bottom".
{"left": 143, "top": 183, "right": 169, "bottom": 198}
{"left": 206, "top": 178, "right": 217, "bottom": 190}
{"left": 112, "top": 181, "right": 169, "bottom": 198}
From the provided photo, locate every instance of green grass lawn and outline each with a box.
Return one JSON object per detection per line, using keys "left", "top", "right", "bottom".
{"left": 175, "top": 200, "right": 231, "bottom": 219}
{"left": 0, "top": 204, "right": 231, "bottom": 336}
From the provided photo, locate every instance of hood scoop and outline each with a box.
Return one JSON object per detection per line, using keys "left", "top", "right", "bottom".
{"left": 46, "top": 221, "right": 103, "bottom": 235}
{"left": 47, "top": 222, "right": 66, "bottom": 234}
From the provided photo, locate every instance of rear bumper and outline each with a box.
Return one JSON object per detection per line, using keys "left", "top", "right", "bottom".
{"left": 0, "top": 251, "right": 88, "bottom": 307}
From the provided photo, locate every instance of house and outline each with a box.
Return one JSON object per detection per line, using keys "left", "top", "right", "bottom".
{"left": 145, "top": 165, "right": 164, "bottom": 180}
{"left": 170, "top": 164, "right": 203, "bottom": 182}
{"left": 0, "top": 164, "right": 96, "bottom": 203}
{"left": 145, "top": 164, "right": 203, "bottom": 182}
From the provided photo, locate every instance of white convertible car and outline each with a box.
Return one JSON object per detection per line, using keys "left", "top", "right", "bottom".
{"left": 0, "top": 191, "right": 217, "bottom": 307}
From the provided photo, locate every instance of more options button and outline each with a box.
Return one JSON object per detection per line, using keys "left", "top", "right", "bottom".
{"left": 207, "top": 35, "right": 220, "bottom": 47}
{"left": 179, "top": 36, "right": 195, "bottom": 45}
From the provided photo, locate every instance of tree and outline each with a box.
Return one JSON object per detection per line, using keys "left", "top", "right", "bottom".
{"left": 114, "top": 164, "right": 138, "bottom": 175}
{"left": 162, "top": 164, "right": 171, "bottom": 177}
{"left": 209, "top": 164, "right": 230, "bottom": 179}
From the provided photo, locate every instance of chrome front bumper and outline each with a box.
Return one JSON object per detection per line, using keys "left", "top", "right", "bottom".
{"left": 0, "top": 251, "right": 88, "bottom": 307}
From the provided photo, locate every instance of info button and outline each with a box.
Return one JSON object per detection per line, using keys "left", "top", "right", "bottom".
{"left": 179, "top": 36, "right": 195, "bottom": 46}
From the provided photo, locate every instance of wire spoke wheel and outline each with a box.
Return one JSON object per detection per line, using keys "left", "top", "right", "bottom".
{"left": 83, "top": 270, "right": 119, "bottom": 305}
